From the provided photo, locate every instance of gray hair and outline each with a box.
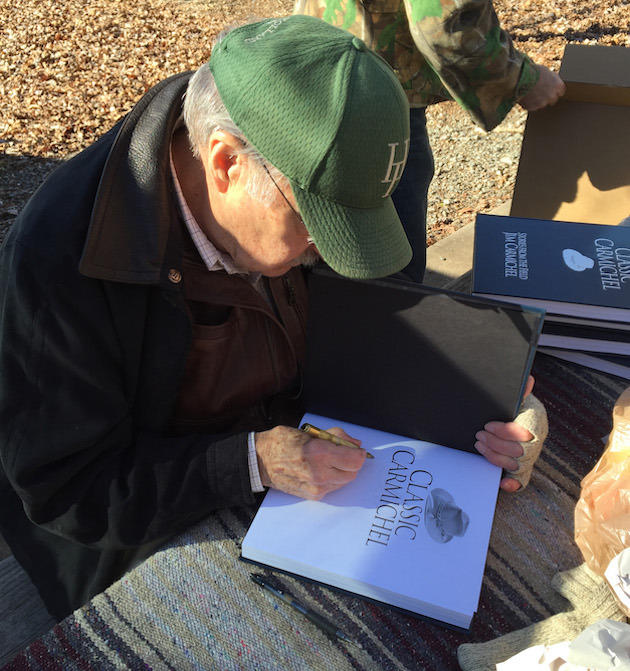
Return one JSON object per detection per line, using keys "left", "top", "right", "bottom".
{"left": 183, "top": 51, "right": 285, "bottom": 205}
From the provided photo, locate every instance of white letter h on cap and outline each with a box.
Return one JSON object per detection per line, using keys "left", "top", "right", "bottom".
{"left": 381, "top": 139, "right": 410, "bottom": 198}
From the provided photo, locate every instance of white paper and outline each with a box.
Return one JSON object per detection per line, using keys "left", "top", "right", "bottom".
{"left": 605, "top": 548, "right": 630, "bottom": 615}
{"left": 497, "top": 620, "right": 630, "bottom": 671}
{"left": 243, "top": 414, "right": 501, "bottom": 628}
{"left": 496, "top": 642, "right": 584, "bottom": 671}
{"left": 568, "top": 619, "right": 630, "bottom": 670}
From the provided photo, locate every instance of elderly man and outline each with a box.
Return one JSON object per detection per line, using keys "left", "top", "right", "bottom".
{"left": 0, "top": 15, "right": 545, "bottom": 620}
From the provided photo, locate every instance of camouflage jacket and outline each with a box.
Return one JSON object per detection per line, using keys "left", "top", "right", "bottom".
{"left": 294, "top": 0, "right": 539, "bottom": 130}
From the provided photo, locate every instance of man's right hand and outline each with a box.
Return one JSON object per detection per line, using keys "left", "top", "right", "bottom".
{"left": 255, "top": 425, "right": 367, "bottom": 500}
{"left": 518, "top": 64, "right": 566, "bottom": 111}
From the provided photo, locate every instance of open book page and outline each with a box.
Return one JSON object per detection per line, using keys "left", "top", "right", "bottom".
{"left": 242, "top": 414, "right": 501, "bottom": 628}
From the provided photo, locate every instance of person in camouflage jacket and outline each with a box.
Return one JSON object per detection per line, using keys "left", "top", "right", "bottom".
{"left": 294, "top": 0, "right": 565, "bottom": 280}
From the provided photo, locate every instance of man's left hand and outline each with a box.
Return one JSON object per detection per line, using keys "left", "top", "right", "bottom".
{"left": 474, "top": 375, "right": 541, "bottom": 492}
{"left": 475, "top": 421, "right": 532, "bottom": 492}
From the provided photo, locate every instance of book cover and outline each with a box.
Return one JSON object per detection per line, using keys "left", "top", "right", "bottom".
{"left": 304, "top": 268, "right": 544, "bottom": 453}
{"left": 543, "top": 320, "right": 630, "bottom": 343}
{"left": 242, "top": 413, "right": 501, "bottom": 630}
{"left": 540, "top": 320, "right": 630, "bottom": 355}
{"left": 473, "top": 214, "right": 630, "bottom": 320}
{"left": 538, "top": 347, "right": 630, "bottom": 380}
{"left": 538, "top": 334, "right": 630, "bottom": 355}
{"left": 544, "top": 315, "right": 630, "bottom": 332}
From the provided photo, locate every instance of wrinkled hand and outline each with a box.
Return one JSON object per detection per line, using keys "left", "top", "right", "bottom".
{"left": 518, "top": 64, "right": 566, "bottom": 111}
{"left": 474, "top": 375, "right": 535, "bottom": 493}
{"left": 255, "top": 425, "right": 367, "bottom": 500}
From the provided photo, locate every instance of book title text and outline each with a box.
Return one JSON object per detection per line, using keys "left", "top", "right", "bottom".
{"left": 593, "top": 238, "right": 630, "bottom": 290}
{"left": 365, "top": 449, "right": 433, "bottom": 547}
{"left": 502, "top": 231, "right": 529, "bottom": 280}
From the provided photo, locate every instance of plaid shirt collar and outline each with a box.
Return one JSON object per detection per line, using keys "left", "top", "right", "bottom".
{"left": 169, "top": 148, "right": 255, "bottom": 278}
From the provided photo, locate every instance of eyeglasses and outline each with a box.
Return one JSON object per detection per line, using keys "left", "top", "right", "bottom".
{"left": 261, "top": 162, "right": 305, "bottom": 227}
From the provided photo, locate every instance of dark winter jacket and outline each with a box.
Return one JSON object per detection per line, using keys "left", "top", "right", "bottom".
{"left": 0, "top": 73, "right": 307, "bottom": 619}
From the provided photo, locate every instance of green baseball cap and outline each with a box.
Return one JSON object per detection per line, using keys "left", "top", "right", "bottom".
{"left": 209, "top": 15, "right": 411, "bottom": 279}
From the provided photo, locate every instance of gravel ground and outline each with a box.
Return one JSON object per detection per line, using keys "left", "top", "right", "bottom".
{"left": 1, "top": 0, "right": 629, "bottom": 246}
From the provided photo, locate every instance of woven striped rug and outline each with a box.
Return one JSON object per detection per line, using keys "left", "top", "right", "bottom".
{"left": 2, "top": 354, "right": 626, "bottom": 671}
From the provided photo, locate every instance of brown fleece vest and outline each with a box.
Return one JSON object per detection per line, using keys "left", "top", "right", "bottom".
{"left": 168, "top": 245, "right": 308, "bottom": 435}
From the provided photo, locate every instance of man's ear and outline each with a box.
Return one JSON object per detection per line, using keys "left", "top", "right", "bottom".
{"left": 207, "top": 131, "right": 244, "bottom": 194}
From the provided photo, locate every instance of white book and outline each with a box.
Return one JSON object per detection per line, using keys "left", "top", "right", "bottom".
{"left": 473, "top": 292, "right": 630, "bottom": 324}
{"left": 538, "top": 333, "right": 630, "bottom": 355}
{"left": 242, "top": 414, "right": 501, "bottom": 630}
{"left": 538, "top": 347, "right": 630, "bottom": 380}
{"left": 545, "top": 315, "right": 630, "bottom": 331}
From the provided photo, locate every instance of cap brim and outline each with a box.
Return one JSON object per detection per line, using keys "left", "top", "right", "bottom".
{"left": 291, "top": 181, "right": 412, "bottom": 279}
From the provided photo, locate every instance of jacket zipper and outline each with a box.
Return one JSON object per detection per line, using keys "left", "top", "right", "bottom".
{"left": 283, "top": 275, "right": 306, "bottom": 336}
{"left": 281, "top": 275, "right": 305, "bottom": 401}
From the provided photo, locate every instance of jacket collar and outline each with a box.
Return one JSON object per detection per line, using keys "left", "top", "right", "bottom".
{"left": 79, "top": 72, "right": 192, "bottom": 284}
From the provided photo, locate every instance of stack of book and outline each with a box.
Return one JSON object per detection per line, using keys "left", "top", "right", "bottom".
{"left": 473, "top": 214, "right": 630, "bottom": 379}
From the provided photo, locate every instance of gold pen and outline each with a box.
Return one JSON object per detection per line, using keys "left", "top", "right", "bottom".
{"left": 300, "top": 423, "right": 374, "bottom": 459}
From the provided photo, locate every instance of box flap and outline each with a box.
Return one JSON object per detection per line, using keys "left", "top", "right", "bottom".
{"left": 510, "top": 44, "right": 630, "bottom": 225}
{"left": 560, "top": 44, "right": 630, "bottom": 86}
{"left": 561, "top": 44, "right": 630, "bottom": 105}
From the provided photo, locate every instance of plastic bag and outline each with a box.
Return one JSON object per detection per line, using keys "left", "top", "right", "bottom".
{"left": 574, "top": 386, "right": 630, "bottom": 578}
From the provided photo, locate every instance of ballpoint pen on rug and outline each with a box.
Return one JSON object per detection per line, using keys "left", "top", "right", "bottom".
{"left": 250, "top": 574, "right": 358, "bottom": 647}
{"left": 300, "top": 423, "right": 374, "bottom": 459}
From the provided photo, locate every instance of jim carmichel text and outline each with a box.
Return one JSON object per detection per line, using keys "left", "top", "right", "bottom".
{"left": 365, "top": 449, "right": 433, "bottom": 547}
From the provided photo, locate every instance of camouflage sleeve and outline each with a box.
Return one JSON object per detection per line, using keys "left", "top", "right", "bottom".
{"left": 402, "top": 0, "right": 539, "bottom": 130}
{"left": 293, "top": 0, "right": 372, "bottom": 42}
{"left": 293, "top": 0, "right": 539, "bottom": 129}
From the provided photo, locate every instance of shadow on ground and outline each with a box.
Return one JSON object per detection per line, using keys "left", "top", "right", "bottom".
{"left": 0, "top": 153, "right": 62, "bottom": 244}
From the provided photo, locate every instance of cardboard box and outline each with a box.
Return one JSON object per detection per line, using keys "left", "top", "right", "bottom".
{"left": 510, "top": 44, "right": 630, "bottom": 225}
